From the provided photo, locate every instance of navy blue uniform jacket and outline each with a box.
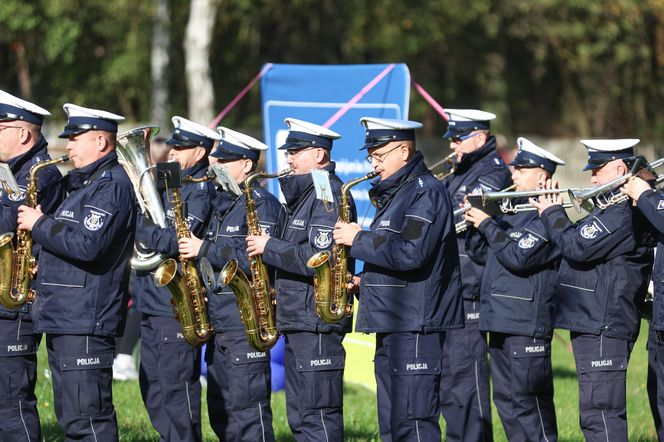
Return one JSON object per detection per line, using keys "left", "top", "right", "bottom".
{"left": 466, "top": 207, "right": 560, "bottom": 338}
{"left": 31, "top": 151, "right": 136, "bottom": 336}
{"left": 635, "top": 190, "right": 664, "bottom": 331}
{"left": 133, "top": 161, "right": 216, "bottom": 317}
{"left": 199, "top": 182, "right": 286, "bottom": 331}
{"left": 443, "top": 137, "right": 512, "bottom": 301}
{"left": 261, "top": 162, "right": 356, "bottom": 333}
{"left": 0, "top": 136, "right": 65, "bottom": 318}
{"left": 351, "top": 152, "right": 464, "bottom": 333}
{"left": 540, "top": 198, "right": 653, "bottom": 342}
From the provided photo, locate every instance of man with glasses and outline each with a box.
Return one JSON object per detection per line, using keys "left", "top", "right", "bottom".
{"left": 334, "top": 116, "right": 463, "bottom": 441}
{"left": 0, "top": 90, "right": 65, "bottom": 441}
{"left": 132, "top": 116, "right": 219, "bottom": 442}
{"left": 439, "top": 109, "right": 512, "bottom": 442}
{"left": 246, "top": 117, "right": 355, "bottom": 442}
{"left": 17, "top": 103, "right": 135, "bottom": 440}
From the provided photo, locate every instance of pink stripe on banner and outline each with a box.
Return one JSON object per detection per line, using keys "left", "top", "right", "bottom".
{"left": 209, "top": 63, "right": 274, "bottom": 128}
{"left": 412, "top": 81, "right": 448, "bottom": 121}
{"left": 322, "top": 64, "right": 396, "bottom": 129}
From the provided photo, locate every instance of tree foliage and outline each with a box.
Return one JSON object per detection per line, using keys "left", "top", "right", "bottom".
{"left": 1, "top": 0, "right": 663, "bottom": 139}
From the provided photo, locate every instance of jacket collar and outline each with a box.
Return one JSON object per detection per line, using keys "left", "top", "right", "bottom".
{"left": 369, "top": 151, "right": 428, "bottom": 209}
{"left": 454, "top": 136, "right": 497, "bottom": 174}
{"left": 280, "top": 162, "right": 336, "bottom": 207}
{"left": 7, "top": 135, "right": 49, "bottom": 174}
{"left": 66, "top": 151, "right": 118, "bottom": 191}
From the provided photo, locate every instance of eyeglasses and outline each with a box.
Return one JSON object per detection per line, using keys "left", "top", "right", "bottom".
{"left": 450, "top": 133, "right": 480, "bottom": 143}
{"left": 365, "top": 145, "right": 402, "bottom": 164}
{"left": 0, "top": 125, "right": 22, "bottom": 133}
{"left": 284, "top": 147, "right": 315, "bottom": 159}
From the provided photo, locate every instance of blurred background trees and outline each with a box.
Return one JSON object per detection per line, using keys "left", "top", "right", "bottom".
{"left": 1, "top": 0, "right": 663, "bottom": 140}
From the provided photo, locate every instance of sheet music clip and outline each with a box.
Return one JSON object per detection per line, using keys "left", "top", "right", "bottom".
{"left": 0, "top": 163, "right": 19, "bottom": 196}
{"left": 311, "top": 169, "right": 334, "bottom": 212}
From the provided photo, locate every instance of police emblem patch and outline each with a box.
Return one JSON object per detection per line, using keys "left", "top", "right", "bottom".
{"left": 657, "top": 200, "right": 664, "bottom": 211}
{"left": 6, "top": 187, "right": 26, "bottom": 202}
{"left": 580, "top": 222, "right": 601, "bottom": 239}
{"left": 313, "top": 229, "right": 333, "bottom": 249}
{"left": 518, "top": 234, "right": 537, "bottom": 249}
{"left": 83, "top": 210, "right": 105, "bottom": 231}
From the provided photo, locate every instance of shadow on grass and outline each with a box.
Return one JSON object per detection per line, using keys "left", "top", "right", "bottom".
{"left": 552, "top": 366, "right": 577, "bottom": 380}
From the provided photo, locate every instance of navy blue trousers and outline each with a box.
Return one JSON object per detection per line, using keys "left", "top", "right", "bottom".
{"left": 647, "top": 326, "right": 664, "bottom": 441}
{"left": 375, "top": 332, "right": 445, "bottom": 442}
{"left": 139, "top": 315, "right": 202, "bottom": 442}
{"left": 440, "top": 301, "right": 493, "bottom": 442}
{"left": 284, "top": 331, "right": 345, "bottom": 442}
{"left": 46, "top": 334, "right": 117, "bottom": 441}
{"left": 489, "top": 333, "right": 557, "bottom": 442}
{"left": 0, "top": 316, "right": 41, "bottom": 442}
{"left": 571, "top": 332, "right": 633, "bottom": 442}
{"left": 206, "top": 330, "right": 274, "bottom": 441}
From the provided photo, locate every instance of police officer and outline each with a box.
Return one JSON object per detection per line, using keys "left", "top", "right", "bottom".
{"left": 531, "top": 139, "right": 653, "bottom": 441}
{"left": 132, "top": 116, "right": 219, "bottom": 442}
{"left": 178, "top": 126, "right": 286, "bottom": 441}
{"left": 440, "top": 108, "right": 511, "bottom": 441}
{"left": 621, "top": 166, "right": 664, "bottom": 439}
{"left": 334, "top": 117, "right": 463, "bottom": 441}
{"left": 17, "top": 103, "right": 135, "bottom": 440}
{"left": 464, "top": 137, "right": 562, "bottom": 441}
{"left": 246, "top": 118, "right": 354, "bottom": 442}
{"left": 0, "top": 90, "right": 65, "bottom": 441}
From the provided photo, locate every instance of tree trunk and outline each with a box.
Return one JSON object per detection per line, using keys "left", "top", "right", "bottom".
{"left": 151, "top": 0, "right": 170, "bottom": 131}
{"left": 184, "top": 0, "right": 219, "bottom": 125}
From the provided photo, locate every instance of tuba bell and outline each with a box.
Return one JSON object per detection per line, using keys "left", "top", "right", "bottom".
{"left": 116, "top": 126, "right": 168, "bottom": 271}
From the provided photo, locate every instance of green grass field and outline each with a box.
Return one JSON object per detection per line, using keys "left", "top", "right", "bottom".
{"left": 35, "top": 321, "right": 658, "bottom": 441}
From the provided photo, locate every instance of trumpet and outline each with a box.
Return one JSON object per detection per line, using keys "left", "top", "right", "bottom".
{"left": 568, "top": 156, "right": 654, "bottom": 211}
{"left": 454, "top": 185, "right": 515, "bottom": 233}
{"left": 429, "top": 152, "right": 456, "bottom": 180}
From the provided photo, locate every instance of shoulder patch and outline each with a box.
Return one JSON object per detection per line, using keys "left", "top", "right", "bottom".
{"left": 657, "top": 200, "right": 664, "bottom": 211}
{"left": 518, "top": 233, "right": 539, "bottom": 249}
{"left": 580, "top": 221, "right": 602, "bottom": 240}
{"left": 83, "top": 210, "right": 107, "bottom": 231}
{"left": 6, "top": 186, "right": 26, "bottom": 202}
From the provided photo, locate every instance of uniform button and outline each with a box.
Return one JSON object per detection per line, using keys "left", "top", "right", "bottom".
{"left": 236, "top": 358, "right": 240, "bottom": 362}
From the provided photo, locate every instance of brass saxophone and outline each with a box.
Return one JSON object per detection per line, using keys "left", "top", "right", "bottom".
{"left": 220, "top": 168, "right": 291, "bottom": 352}
{"left": 307, "top": 171, "right": 378, "bottom": 323}
{"left": 154, "top": 174, "right": 214, "bottom": 347}
{"left": 0, "top": 155, "right": 70, "bottom": 308}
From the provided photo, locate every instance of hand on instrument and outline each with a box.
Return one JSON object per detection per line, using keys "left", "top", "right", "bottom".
{"left": 178, "top": 235, "right": 203, "bottom": 259}
{"left": 246, "top": 233, "right": 270, "bottom": 257}
{"left": 17, "top": 204, "right": 43, "bottom": 231}
{"left": 333, "top": 221, "right": 362, "bottom": 246}
{"left": 530, "top": 179, "right": 561, "bottom": 214}
{"left": 347, "top": 275, "right": 361, "bottom": 295}
{"left": 621, "top": 176, "right": 651, "bottom": 203}
{"left": 464, "top": 207, "right": 490, "bottom": 228}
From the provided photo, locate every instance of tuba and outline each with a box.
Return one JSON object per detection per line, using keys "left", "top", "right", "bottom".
{"left": 116, "top": 126, "right": 168, "bottom": 271}
{"left": 307, "top": 171, "right": 378, "bottom": 323}
{"left": 0, "top": 155, "right": 70, "bottom": 308}
{"left": 153, "top": 170, "right": 214, "bottom": 347}
{"left": 220, "top": 168, "right": 291, "bottom": 351}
